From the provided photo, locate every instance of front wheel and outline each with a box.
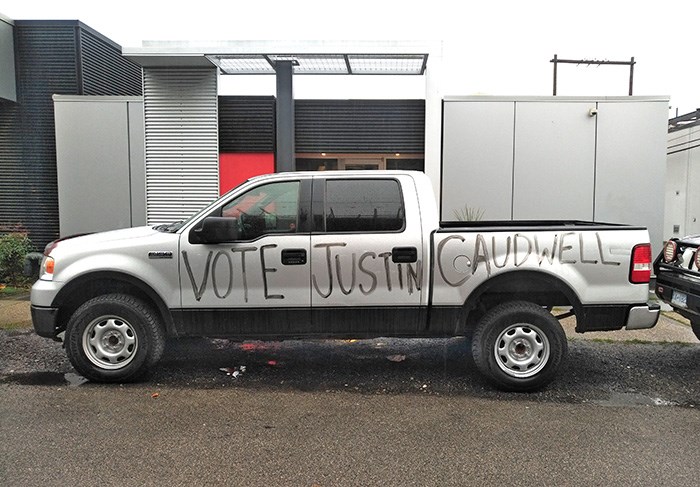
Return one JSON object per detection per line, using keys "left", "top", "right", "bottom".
{"left": 471, "top": 301, "right": 567, "bottom": 392}
{"left": 65, "top": 294, "right": 165, "bottom": 382}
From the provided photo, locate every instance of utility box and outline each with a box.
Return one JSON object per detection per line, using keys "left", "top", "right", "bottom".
{"left": 0, "top": 15, "right": 16, "bottom": 102}
{"left": 53, "top": 95, "right": 145, "bottom": 237}
{"left": 441, "top": 96, "right": 669, "bottom": 253}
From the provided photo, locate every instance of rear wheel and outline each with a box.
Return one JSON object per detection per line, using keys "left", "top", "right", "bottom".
{"left": 691, "top": 319, "right": 700, "bottom": 341}
{"left": 65, "top": 293, "right": 165, "bottom": 382}
{"left": 472, "top": 301, "right": 567, "bottom": 391}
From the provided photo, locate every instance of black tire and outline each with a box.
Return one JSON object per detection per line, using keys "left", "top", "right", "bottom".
{"left": 65, "top": 293, "right": 166, "bottom": 383}
{"left": 691, "top": 319, "right": 700, "bottom": 342}
{"left": 471, "top": 301, "right": 567, "bottom": 392}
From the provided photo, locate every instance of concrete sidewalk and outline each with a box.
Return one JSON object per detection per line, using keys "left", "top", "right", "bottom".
{"left": 0, "top": 293, "right": 696, "bottom": 343}
{"left": 561, "top": 313, "right": 697, "bottom": 343}
{"left": 0, "top": 293, "right": 31, "bottom": 328}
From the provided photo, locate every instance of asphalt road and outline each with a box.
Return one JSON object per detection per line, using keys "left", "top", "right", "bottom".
{"left": 1, "top": 331, "right": 699, "bottom": 486}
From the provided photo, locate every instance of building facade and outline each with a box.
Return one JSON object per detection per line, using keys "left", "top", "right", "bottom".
{"left": 0, "top": 18, "right": 141, "bottom": 247}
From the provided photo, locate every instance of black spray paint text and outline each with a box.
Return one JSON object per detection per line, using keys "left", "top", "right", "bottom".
{"left": 311, "top": 243, "right": 423, "bottom": 299}
{"left": 437, "top": 231, "right": 620, "bottom": 287}
{"left": 182, "top": 244, "right": 423, "bottom": 302}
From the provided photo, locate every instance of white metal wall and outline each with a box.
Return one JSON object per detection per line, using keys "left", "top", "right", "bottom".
{"left": 442, "top": 96, "right": 669, "bottom": 253}
{"left": 513, "top": 101, "right": 596, "bottom": 220}
{"left": 595, "top": 101, "right": 668, "bottom": 251}
{"left": 666, "top": 125, "right": 700, "bottom": 237}
{"left": 143, "top": 67, "right": 219, "bottom": 224}
{"left": 442, "top": 101, "right": 514, "bottom": 220}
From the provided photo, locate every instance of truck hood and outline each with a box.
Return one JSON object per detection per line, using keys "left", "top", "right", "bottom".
{"left": 51, "top": 226, "right": 168, "bottom": 255}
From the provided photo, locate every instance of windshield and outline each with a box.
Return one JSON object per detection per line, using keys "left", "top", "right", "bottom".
{"left": 154, "top": 178, "right": 256, "bottom": 233}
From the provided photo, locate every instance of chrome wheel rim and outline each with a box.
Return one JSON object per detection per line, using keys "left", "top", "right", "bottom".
{"left": 82, "top": 315, "right": 138, "bottom": 370}
{"left": 494, "top": 323, "right": 550, "bottom": 378}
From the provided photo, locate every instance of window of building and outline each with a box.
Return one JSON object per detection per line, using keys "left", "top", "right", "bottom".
{"left": 296, "top": 158, "right": 338, "bottom": 171}
{"left": 386, "top": 158, "right": 424, "bottom": 171}
{"left": 296, "top": 153, "right": 424, "bottom": 172}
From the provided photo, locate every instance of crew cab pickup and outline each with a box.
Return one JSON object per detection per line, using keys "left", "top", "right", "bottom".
{"left": 654, "top": 236, "right": 700, "bottom": 341}
{"left": 31, "top": 171, "right": 659, "bottom": 390}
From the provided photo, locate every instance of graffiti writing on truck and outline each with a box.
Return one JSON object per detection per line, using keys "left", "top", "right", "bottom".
{"left": 311, "top": 243, "right": 423, "bottom": 299}
{"left": 181, "top": 243, "right": 423, "bottom": 302}
{"left": 436, "top": 231, "right": 619, "bottom": 287}
{"left": 181, "top": 231, "right": 619, "bottom": 301}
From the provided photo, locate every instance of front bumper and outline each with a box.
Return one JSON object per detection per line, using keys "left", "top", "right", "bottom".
{"left": 30, "top": 278, "right": 63, "bottom": 338}
{"left": 655, "top": 271, "right": 700, "bottom": 319}
{"left": 31, "top": 305, "right": 60, "bottom": 338}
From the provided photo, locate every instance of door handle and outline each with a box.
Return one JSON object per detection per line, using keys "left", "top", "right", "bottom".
{"left": 392, "top": 246, "right": 417, "bottom": 263}
{"left": 281, "top": 248, "right": 307, "bottom": 265}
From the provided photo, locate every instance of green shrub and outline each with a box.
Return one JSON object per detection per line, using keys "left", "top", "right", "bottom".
{"left": 0, "top": 231, "right": 34, "bottom": 286}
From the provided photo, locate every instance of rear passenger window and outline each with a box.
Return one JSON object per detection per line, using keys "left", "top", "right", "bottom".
{"left": 324, "top": 179, "right": 404, "bottom": 232}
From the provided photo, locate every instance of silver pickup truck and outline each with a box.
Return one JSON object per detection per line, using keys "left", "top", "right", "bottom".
{"left": 31, "top": 171, "right": 659, "bottom": 390}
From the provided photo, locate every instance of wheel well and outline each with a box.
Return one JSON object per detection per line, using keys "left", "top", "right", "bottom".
{"left": 53, "top": 272, "right": 174, "bottom": 336}
{"left": 463, "top": 270, "right": 582, "bottom": 330}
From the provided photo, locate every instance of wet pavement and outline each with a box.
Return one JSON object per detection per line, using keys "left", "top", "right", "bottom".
{"left": 1, "top": 336, "right": 699, "bottom": 487}
{"left": 2, "top": 328, "right": 699, "bottom": 407}
{"left": 2, "top": 323, "right": 700, "bottom": 485}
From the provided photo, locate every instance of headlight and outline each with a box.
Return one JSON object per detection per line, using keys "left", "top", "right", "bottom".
{"left": 40, "top": 256, "right": 55, "bottom": 281}
{"left": 663, "top": 240, "right": 677, "bottom": 263}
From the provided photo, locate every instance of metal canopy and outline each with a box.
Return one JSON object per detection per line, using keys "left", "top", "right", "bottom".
{"left": 206, "top": 53, "right": 428, "bottom": 75}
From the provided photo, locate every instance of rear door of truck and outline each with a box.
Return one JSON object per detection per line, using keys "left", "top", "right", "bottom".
{"left": 309, "top": 173, "right": 425, "bottom": 336}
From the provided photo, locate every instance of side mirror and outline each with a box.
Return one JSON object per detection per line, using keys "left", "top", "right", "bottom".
{"left": 193, "top": 217, "right": 239, "bottom": 244}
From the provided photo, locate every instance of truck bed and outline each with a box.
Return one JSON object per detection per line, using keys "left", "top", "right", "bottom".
{"left": 438, "top": 220, "right": 646, "bottom": 232}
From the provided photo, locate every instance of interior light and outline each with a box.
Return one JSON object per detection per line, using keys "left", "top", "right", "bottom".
{"left": 321, "top": 152, "right": 326, "bottom": 156}
{"left": 395, "top": 153, "right": 401, "bottom": 157}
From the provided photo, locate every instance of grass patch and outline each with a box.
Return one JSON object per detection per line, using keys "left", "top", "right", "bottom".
{"left": 0, "top": 320, "right": 32, "bottom": 330}
{"left": 0, "top": 285, "right": 30, "bottom": 298}
{"left": 661, "top": 311, "right": 690, "bottom": 326}
{"left": 583, "top": 337, "right": 695, "bottom": 346}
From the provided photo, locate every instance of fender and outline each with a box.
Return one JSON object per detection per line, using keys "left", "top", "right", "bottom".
{"left": 52, "top": 271, "right": 176, "bottom": 335}
{"left": 461, "top": 269, "right": 584, "bottom": 333}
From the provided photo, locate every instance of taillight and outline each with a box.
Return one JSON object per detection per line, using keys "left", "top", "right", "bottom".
{"left": 663, "top": 240, "right": 677, "bottom": 263}
{"left": 630, "top": 244, "right": 652, "bottom": 284}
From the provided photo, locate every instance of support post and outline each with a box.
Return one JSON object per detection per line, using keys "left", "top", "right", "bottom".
{"left": 275, "top": 61, "right": 295, "bottom": 172}
{"left": 628, "top": 56, "right": 635, "bottom": 96}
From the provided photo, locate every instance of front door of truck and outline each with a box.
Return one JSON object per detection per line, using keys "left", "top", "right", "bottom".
{"left": 309, "top": 174, "right": 424, "bottom": 336}
{"left": 178, "top": 178, "right": 312, "bottom": 336}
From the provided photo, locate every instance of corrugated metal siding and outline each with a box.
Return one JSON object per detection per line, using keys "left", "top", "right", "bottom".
{"left": 144, "top": 68, "right": 219, "bottom": 224}
{"left": 295, "top": 99, "right": 425, "bottom": 153}
{"left": 79, "top": 28, "right": 142, "bottom": 96}
{"left": 2, "top": 21, "right": 144, "bottom": 247}
{"left": 218, "top": 96, "right": 275, "bottom": 152}
{"left": 9, "top": 24, "right": 80, "bottom": 247}
{"left": 0, "top": 102, "right": 23, "bottom": 232}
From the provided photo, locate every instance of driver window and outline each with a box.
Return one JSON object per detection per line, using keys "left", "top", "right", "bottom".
{"left": 221, "top": 181, "right": 300, "bottom": 240}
